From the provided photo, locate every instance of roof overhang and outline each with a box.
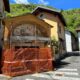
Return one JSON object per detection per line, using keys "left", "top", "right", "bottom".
{"left": 3, "top": 13, "right": 52, "bottom": 38}
{"left": 4, "top": 13, "right": 52, "bottom": 28}
{"left": 32, "top": 6, "right": 66, "bottom": 26}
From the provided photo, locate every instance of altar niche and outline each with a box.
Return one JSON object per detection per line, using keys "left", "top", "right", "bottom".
{"left": 10, "top": 23, "right": 50, "bottom": 48}
{"left": 2, "top": 14, "right": 53, "bottom": 76}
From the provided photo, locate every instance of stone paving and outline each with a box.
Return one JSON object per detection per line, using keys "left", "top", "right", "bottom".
{"left": 1, "top": 55, "right": 80, "bottom": 80}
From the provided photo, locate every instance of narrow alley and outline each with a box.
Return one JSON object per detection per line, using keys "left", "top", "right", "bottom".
{"left": 8, "top": 53, "right": 80, "bottom": 80}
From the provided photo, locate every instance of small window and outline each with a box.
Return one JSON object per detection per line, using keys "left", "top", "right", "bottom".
{"left": 40, "top": 14, "right": 44, "bottom": 18}
{"left": 39, "top": 13, "right": 45, "bottom": 19}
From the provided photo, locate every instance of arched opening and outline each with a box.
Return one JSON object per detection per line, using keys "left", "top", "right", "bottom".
{"left": 10, "top": 23, "right": 51, "bottom": 49}
{"left": 2, "top": 16, "right": 53, "bottom": 76}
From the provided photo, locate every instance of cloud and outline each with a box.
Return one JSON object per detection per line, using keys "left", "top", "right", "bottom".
{"left": 14, "top": 0, "right": 29, "bottom": 4}
{"left": 38, "top": 0, "right": 49, "bottom": 5}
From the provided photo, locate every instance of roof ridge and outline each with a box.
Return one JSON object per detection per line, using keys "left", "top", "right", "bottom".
{"left": 32, "top": 6, "right": 61, "bottom": 14}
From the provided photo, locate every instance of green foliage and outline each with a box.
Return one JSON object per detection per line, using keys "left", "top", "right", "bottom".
{"left": 6, "top": 3, "right": 56, "bottom": 17}
{"left": 51, "top": 36, "right": 58, "bottom": 46}
{"left": 6, "top": 4, "right": 80, "bottom": 35}
{"left": 62, "top": 9, "right": 80, "bottom": 34}
{"left": 51, "top": 36, "right": 59, "bottom": 54}
{"left": 6, "top": 4, "right": 33, "bottom": 17}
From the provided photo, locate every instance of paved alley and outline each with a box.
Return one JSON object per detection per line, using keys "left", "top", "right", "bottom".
{"left": 1, "top": 55, "right": 80, "bottom": 80}
{"left": 11, "top": 55, "right": 80, "bottom": 80}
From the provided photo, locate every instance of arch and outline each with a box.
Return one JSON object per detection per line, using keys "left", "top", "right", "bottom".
{"left": 10, "top": 22, "right": 49, "bottom": 37}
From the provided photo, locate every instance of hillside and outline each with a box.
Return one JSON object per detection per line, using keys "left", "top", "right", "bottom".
{"left": 6, "top": 4, "right": 80, "bottom": 34}
{"left": 62, "top": 9, "right": 80, "bottom": 34}
{"left": 6, "top": 4, "right": 57, "bottom": 17}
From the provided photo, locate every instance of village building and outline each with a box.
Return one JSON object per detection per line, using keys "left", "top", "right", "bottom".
{"left": 3, "top": 13, "right": 52, "bottom": 49}
{"left": 2, "top": 6, "right": 67, "bottom": 76}
{"left": 0, "top": 0, "right": 10, "bottom": 73}
{"left": 3, "top": 13, "right": 53, "bottom": 76}
{"left": 32, "top": 6, "right": 66, "bottom": 60}
{"left": 65, "top": 30, "right": 78, "bottom": 52}
{"left": 0, "top": 0, "right": 10, "bottom": 50}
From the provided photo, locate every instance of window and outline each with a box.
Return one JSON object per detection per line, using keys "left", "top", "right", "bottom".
{"left": 38, "top": 13, "right": 45, "bottom": 19}
{"left": 40, "top": 14, "right": 44, "bottom": 18}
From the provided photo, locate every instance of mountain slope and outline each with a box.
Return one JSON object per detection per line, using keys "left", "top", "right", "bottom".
{"left": 6, "top": 4, "right": 57, "bottom": 17}
{"left": 62, "top": 9, "right": 80, "bottom": 34}
{"left": 6, "top": 4, "right": 80, "bottom": 34}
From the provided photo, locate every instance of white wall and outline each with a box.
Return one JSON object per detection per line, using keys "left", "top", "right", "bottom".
{"left": 65, "top": 31, "right": 72, "bottom": 52}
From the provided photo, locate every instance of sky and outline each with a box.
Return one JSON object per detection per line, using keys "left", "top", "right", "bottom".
{"left": 9, "top": 0, "right": 80, "bottom": 10}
